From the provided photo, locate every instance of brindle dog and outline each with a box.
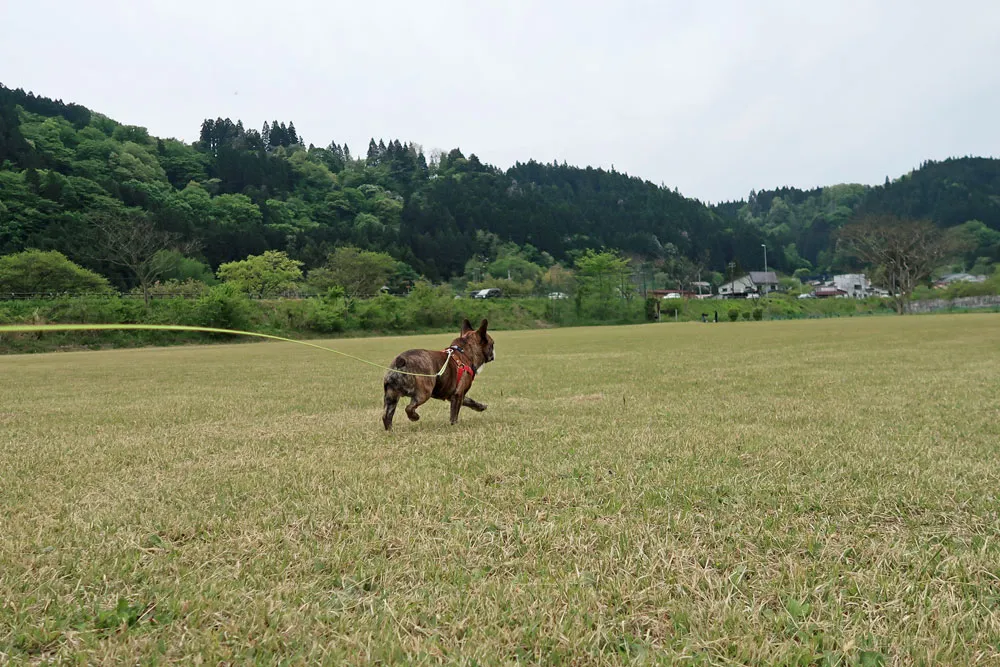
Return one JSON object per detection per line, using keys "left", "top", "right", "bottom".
{"left": 382, "top": 318, "right": 495, "bottom": 430}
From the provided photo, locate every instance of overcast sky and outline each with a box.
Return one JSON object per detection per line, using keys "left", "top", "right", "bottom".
{"left": 3, "top": 1, "right": 999, "bottom": 203}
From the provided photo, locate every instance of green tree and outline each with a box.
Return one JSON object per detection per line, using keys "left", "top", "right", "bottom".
{"left": 574, "top": 250, "right": 631, "bottom": 296}
{"left": 216, "top": 250, "right": 303, "bottom": 297}
{"left": 574, "top": 249, "right": 632, "bottom": 317}
{"left": 0, "top": 249, "right": 112, "bottom": 295}
{"left": 487, "top": 255, "right": 543, "bottom": 283}
{"left": 541, "top": 264, "right": 575, "bottom": 294}
{"left": 783, "top": 243, "right": 812, "bottom": 271}
{"left": 949, "top": 220, "right": 1000, "bottom": 266}
{"left": 310, "top": 246, "right": 398, "bottom": 298}
{"left": 153, "top": 250, "right": 216, "bottom": 284}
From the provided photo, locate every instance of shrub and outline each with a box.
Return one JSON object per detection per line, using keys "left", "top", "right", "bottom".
{"left": 742, "top": 311, "right": 751, "bottom": 320}
{"left": 752, "top": 307, "right": 763, "bottom": 321}
{"left": 217, "top": 250, "right": 302, "bottom": 297}
{"left": 644, "top": 297, "right": 658, "bottom": 321}
{"left": 0, "top": 250, "right": 113, "bottom": 296}
{"left": 154, "top": 250, "right": 217, "bottom": 285}
{"left": 192, "top": 284, "right": 255, "bottom": 331}
{"left": 728, "top": 308, "right": 739, "bottom": 322}
{"left": 305, "top": 299, "right": 346, "bottom": 333}
{"left": 406, "top": 282, "right": 458, "bottom": 328}
{"left": 356, "top": 293, "right": 407, "bottom": 331}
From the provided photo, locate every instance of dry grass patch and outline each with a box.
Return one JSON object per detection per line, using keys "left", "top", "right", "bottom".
{"left": 2, "top": 315, "right": 1000, "bottom": 664}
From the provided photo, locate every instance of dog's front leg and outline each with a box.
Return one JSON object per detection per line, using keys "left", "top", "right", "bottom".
{"left": 449, "top": 394, "right": 463, "bottom": 425}
{"left": 462, "top": 396, "right": 487, "bottom": 412}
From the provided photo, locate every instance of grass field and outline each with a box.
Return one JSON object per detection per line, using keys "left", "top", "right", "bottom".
{"left": 2, "top": 314, "right": 1000, "bottom": 664}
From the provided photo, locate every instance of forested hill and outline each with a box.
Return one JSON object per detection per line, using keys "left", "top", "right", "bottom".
{"left": 2, "top": 83, "right": 999, "bottom": 289}
{"left": 712, "top": 158, "right": 1000, "bottom": 275}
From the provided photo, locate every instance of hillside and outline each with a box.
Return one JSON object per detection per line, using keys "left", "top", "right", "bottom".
{"left": 712, "top": 159, "right": 1000, "bottom": 275}
{"left": 2, "top": 83, "right": 999, "bottom": 291}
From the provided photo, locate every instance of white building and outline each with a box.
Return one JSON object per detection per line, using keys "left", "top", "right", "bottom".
{"left": 718, "top": 271, "right": 778, "bottom": 297}
{"left": 832, "top": 274, "right": 871, "bottom": 298}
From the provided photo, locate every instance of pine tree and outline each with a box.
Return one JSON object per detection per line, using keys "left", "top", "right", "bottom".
{"left": 287, "top": 121, "right": 298, "bottom": 145}
{"left": 199, "top": 119, "right": 215, "bottom": 151}
{"left": 367, "top": 138, "right": 380, "bottom": 165}
{"left": 262, "top": 122, "right": 271, "bottom": 150}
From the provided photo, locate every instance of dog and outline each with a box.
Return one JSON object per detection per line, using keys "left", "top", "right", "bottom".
{"left": 382, "top": 318, "right": 495, "bottom": 430}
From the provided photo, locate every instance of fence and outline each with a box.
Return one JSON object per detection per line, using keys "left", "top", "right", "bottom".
{"left": 0, "top": 290, "right": 311, "bottom": 301}
{"left": 0, "top": 292, "right": 203, "bottom": 301}
{"left": 906, "top": 295, "right": 1000, "bottom": 313}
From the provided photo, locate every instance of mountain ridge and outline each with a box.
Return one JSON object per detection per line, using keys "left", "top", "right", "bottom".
{"left": 2, "top": 82, "right": 998, "bottom": 289}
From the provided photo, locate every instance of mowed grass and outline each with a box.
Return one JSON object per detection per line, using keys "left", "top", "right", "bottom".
{"left": 2, "top": 315, "right": 1000, "bottom": 665}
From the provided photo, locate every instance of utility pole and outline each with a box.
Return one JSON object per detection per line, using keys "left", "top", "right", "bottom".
{"left": 761, "top": 244, "right": 768, "bottom": 296}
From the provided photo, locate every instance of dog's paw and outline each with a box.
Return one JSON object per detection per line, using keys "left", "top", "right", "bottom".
{"left": 472, "top": 402, "right": 487, "bottom": 412}
{"left": 406, "top": 411, "right": 420, "bottom": 422}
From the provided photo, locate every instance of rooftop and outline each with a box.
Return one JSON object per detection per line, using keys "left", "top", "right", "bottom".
{"left": 748, "top": 271, "right": 778, "bottom": 284}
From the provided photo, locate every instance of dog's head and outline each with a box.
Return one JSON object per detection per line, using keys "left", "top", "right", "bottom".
{"left": 456, "top": 318, "right": 495, "bottom": 368}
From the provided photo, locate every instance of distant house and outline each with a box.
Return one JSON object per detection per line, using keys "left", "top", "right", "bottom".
{"left": 934, "top": 273, "right": 987, "bottom": 288}
{"left": 832, "top": 273, "right": 872, "bottom": 298}
{"left": 814, "top": 286, "right": 848, "bottom": 298}
{"left": 718, "top": 271, "right": 778, "bottom": 298}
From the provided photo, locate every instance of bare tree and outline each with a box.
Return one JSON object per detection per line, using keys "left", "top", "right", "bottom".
{"left": 91, "top": 213, "right": 197, "bottom": 306}
{"left": 838, "top": 215, "right": 955, "bottom": 314}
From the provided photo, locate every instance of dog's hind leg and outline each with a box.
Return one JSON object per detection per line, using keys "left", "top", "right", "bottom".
{"left": 382, "top": 387, "right": 400, "bottom": 431}
{"left": 462, "top": 396, "right": 487, "bottom": 412}
{"left": 405, "top": 387, "right": 431, "bottom": 422}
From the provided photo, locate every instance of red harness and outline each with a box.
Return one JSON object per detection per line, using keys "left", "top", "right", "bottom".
{"left": 444, "top": 346, "right": 476, "bottom": 385}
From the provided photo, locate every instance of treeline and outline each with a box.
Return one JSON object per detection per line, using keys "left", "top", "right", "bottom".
{"left": 2, "top": 82, "right": 1000, "bottom": 297}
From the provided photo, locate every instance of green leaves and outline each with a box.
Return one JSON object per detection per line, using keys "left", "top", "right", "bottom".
{"left": 308, "top": 246, "right": 398, "bottom": 299}
{"left": 0, "top": 249, "right": 112, "bottom": 295}
{"left": 216, "top": 250, "right": 303, "bottom": 298}
{"left": 94, "top": 598, "right": 148, "bottom": 633}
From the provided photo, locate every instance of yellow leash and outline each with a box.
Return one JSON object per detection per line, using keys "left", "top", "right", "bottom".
{"left": 0, "top": 323, "right": 449, "bottom": 378}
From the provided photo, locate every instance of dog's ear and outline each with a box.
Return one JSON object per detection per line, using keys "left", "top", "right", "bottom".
{"left": 477, "top": 319, "right": 489, "bottom": 340}
{"left": 461, "top": 318, "right": 474, "bottom": 334}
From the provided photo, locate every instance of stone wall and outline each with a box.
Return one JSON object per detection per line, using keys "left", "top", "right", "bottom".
{"left": 906, "top": 295, "right": 1000, "bottom": 314}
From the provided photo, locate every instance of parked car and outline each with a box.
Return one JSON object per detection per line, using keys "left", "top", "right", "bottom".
{"left": 662, "top": 292, "right": 682, "bottom": 299}
{"left": 797, "top": 292, "right": 815, "bottom": 299}
{"left": 547, "top": 291, "right": 569, "bottom": 300}
{"left": 473, "top": 288, "right": 502, "bottom": 299}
